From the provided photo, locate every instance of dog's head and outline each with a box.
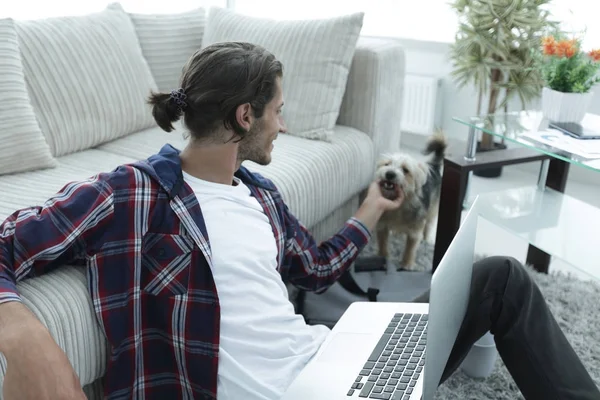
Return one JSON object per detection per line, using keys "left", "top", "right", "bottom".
{"left": 375, "top": 153, "right": 428, "bottom": 200}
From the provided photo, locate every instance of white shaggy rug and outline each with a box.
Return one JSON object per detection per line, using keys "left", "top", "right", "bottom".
{"left": 359, "top": 234, "right": 600, "bottom": 399}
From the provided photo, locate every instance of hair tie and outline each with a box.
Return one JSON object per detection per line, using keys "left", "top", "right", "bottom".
{"left": 170, "top": 88, "right": 188, "bottom": 112}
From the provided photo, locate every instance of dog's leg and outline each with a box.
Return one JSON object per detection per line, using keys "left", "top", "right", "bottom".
{"left": 423, "top": 211, "right": 436, "bottom": 244}
{"left": 399, "top": 233, "right": 421, "bottom": 271}
{"left": 423, "top": 220, "right": 433, "bottom": 243}
{"left": 423, "top": 198, "right": 439, "bottom": 244}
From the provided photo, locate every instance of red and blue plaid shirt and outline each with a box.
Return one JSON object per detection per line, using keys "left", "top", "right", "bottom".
{"left": 0, "top": 144, "right": 371, "bottom": 399}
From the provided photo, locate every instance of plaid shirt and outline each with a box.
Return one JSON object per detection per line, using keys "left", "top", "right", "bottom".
{"left": 0, "top": 144, "right": 371, "bottom": 399}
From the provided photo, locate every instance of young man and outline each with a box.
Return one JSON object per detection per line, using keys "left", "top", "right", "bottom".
{"left": 0, "top": 42, "right": 597, "bottom": 400}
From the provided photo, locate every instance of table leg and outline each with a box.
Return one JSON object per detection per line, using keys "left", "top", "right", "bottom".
{"left": 464, "top": 125, "right": 478, "bottom": 162}
{"left": 546, "top": 158, "right": 570, "bottom": 192}
{"left": 526, "top": 158, "right": 570, "bottom": 273}
{"left": 433, "top": 162, "right": 469, "bottom": 272}
{"left": 461, "top": 126, "right": 478, "bottom": 208}
{"left": 537, "top": 159, "right": 550, "bottom": 190}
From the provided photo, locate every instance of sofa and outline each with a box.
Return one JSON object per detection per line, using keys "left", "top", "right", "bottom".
{"left": 0, "top": 3, "right": 405, "bottom": 398}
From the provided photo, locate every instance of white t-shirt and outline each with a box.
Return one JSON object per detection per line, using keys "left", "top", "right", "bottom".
{"left": 182, "top": 171, "right": 330, "bottom": 400}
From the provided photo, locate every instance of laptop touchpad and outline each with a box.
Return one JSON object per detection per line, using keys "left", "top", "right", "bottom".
{"left": 318, "top": 332, "right": 373, "bottom": 363}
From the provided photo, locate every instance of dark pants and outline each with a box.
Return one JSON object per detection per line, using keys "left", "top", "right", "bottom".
{"left": 414, "top": 256, "right": 600, "bottom": 399}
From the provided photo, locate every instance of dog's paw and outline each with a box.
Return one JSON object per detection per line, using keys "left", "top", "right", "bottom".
{"left": 397, "top": 263, "right": 416, "bottom": 272}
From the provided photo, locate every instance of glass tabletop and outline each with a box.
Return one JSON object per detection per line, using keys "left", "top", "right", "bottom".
{"left": 472, "top": 185, "right": 600, "bottom": 282}
{"left": 453, "top": 111, "right": 600, "bottom": 173}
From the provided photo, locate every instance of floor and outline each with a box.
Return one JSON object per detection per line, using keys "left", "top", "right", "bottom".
{"left": 401, "top": 142, "right": 600, "bottom": 283}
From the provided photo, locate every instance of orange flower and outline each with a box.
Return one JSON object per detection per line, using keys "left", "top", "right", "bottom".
{"left": 555, "top": 39, "right": 578, "bottom": 58}
{"left": 542, "top": 36, "right": 556, "bottom": 56}
{"left": 589, "top": 49, "right": 600, "bottom": 61}
{"left": 564, "top": 46, "right": 576, "bottom": 58}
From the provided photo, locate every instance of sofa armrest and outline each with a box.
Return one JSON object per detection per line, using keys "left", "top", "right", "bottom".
{"left": 337, "top": 37, "right": 406, "bottom": 157}
{"left": 0, "top": 267, "right": 107, "bottom": 393}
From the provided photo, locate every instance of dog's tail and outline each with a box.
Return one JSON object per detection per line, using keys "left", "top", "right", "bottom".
{"left": 422, "top": 128, "right": 447, "bottom": 167}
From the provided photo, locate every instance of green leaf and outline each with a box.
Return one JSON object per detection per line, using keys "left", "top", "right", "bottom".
{"left": 449, "top": 0, "right": 561, "bottom": 109}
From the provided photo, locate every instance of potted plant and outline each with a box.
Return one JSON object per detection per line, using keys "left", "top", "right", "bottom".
{"left": 448, "top": 0, "right": 559, "bottom": 178}
{"left": 538, "top": 34, "right": 600, "bottom": 123}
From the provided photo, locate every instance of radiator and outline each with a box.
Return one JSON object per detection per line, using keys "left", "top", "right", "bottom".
{"left": 401, "top": 74, "right": 443, "bottom": 136}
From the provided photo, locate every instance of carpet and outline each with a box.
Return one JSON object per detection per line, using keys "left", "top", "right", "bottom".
{"left": 360, "top": 233, "right": 600, "bottom": 399}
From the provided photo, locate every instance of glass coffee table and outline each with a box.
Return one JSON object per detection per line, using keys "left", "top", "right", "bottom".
{"left": 432, "top": 111, "right": 600, "bottom": 278}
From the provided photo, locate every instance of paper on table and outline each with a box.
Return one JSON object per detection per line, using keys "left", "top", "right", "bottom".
{"left": 520, "top": 129, "right": 600, "bottom": 160}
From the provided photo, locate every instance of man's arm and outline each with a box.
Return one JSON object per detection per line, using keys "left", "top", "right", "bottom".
{"left": 281, "top": 181, "right": 401, "bottom": 294}
{"left": 0, "top": 175, "right": 114, "bottom": 362}
{"left": 0, "top": 175, "right": 114, "bottom": 308}
{"left": 0, "top": 175, "right": 114, "bottom": 399}
{"left": 0, "top": 300, "right": 88, "bottom": 400}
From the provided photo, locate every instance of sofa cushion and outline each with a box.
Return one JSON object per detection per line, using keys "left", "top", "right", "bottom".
{"left": 108, "top": 3, "right": 206, "bottom": 93}
{"left": 0, "top": 18, "right": 56, "bottom": 176}
{"left": 15, "top": 7, "right": 158, "bottom": 157}
{"left": 0, "top": 150, "right": 137, "bottom": 221}
{"left": 202, "top": 7, "right": 364, "bottom": 143}
{"left": 96, "top": 124, "right": 375, "bottom": 229}
{"left": 96, "top": 120, "right": 188, "bottom": 160}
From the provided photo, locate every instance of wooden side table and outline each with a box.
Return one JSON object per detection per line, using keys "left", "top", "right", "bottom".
{"left": 432, "top": 127, "right": 571, "bottom": 274}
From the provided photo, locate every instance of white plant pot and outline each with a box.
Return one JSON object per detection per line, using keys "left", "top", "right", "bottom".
{"left": 460, "top": 331, "right": 498, "bottom": 379}
{"left": 541, "top": 87, "right": 593, "bottom": 123}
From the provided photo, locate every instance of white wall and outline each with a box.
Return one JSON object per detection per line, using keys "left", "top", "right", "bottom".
{"left": 389, "top": 37, "right": 600, "bottom": 141}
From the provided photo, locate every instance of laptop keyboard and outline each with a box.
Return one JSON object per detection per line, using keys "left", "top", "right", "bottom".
{"left": 347, "top": 313, "right": 427, "bottom": 399}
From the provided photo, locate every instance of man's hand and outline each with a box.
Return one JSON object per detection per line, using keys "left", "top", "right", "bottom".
{"left": 0, "top": 302, "right": 86, "bottom": 400}
{"left": 354, "top": 180, "right": 405, "bottom": 232}
{"left": 364, "top": 180, "right": 405, "bottom": 212}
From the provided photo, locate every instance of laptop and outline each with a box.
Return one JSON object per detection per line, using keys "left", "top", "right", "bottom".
{"left": 282, "top": 205, "right": 478, "bottom": 400}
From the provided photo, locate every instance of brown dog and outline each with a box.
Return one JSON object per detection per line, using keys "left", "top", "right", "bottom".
{"left": 374, "top": 131, "right": 447, "bottom": 271}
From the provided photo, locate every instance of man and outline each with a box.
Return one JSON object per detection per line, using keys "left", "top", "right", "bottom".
{"left": 0, "top": 42, "right": 597, "bottom": 400}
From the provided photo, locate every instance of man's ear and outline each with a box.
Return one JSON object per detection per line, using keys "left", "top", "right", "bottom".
{"left": 235, "top": 103, "right": 253, "bottom": 133}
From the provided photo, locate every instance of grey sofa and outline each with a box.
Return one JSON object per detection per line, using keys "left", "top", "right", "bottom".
{"left": 0, "top": 4, "right": 405, "bottom": 398}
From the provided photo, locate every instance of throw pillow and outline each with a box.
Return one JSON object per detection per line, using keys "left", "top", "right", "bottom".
{"left": 0, "top": 18, "right": 57, "bottom": 176}
{"left": 15, "top": 7, "right": 159, "bottom": 157}
{"left": 107, "top": 3, "right": 206, "bottom": 93}
{"left": 202, "top": 7, "right": 364, "bottom": 142}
